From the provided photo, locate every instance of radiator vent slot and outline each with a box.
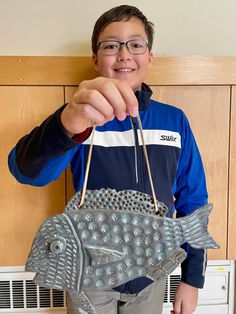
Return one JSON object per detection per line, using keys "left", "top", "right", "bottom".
{"left": 52, "top": 289, "right": 65, "bottom": 308}
{"left": 164, "top": 280, "right": 168, "bottom": 303}
{"left": 26, "top": 280, "right": 38, "bottom": 308}
{"left": 0, "top": 281, "right": 11, "bottom": 309}
{"left": 169, "top": 275, "right": 181, "bottom": 302}
{"left": 13, "top": 281, "right": 24, "bottom": 308}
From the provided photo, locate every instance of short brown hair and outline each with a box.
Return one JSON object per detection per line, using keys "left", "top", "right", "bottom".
{"left": 91, "top": 5, "right": 154, "bottom": 54}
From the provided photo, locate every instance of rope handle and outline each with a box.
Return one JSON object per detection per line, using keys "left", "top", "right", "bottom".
{"left": 79, "top": 115, "right": 158, "bottom": 212}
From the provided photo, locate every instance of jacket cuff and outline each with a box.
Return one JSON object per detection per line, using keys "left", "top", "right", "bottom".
{"left": 72, "top": 128, "right": 92, "bottom": 143}
{"left": 180, "top": 245, "right": 207, "bottom": 289}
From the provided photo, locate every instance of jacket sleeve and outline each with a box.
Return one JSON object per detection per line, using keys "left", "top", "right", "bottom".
{"left": 174, "top": 111, "right": 208, "bottom": 288}
{"left": 8, "top": 104, "right": 90, "bottom": 186}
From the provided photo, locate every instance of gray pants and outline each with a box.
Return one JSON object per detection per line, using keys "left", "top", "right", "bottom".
{"left": 67, "top": 277, "right": 166, "bottom": 314}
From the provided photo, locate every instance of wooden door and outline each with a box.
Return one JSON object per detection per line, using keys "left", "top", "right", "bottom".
{"left": 228, "top": 86, "right": 236, "bottom": 259}
{"left": 0, "top": 86, "right": 66, "bottom": 265}
{"left": 151, "top": 86, "right": 230, "bottom": 259}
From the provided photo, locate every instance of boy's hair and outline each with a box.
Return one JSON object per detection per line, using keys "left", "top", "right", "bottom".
{"left": 91, "top": 5, "right": 154, "bottom": 54}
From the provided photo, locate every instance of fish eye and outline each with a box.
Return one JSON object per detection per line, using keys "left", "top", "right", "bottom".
{"left": 49, "top": 238, "right": 66, "bottom": 254}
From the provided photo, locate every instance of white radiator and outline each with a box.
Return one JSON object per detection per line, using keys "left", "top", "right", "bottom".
{"left": 0, "top": 260, "right": 234, "bottom": 314}
{"left": 163, "top": 260, "right": 235, "bottom": 314}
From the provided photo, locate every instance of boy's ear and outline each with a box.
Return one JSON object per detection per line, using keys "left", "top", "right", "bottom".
{"left": 92, "top": 54, "right": 99, "bottom": 72}
{"left": 148, "top": 51, "right": 154, "bottom": 64}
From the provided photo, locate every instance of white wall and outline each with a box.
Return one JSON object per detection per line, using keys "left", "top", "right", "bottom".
{"left": 0, "top": 0, "right": 236, "bottom": 56}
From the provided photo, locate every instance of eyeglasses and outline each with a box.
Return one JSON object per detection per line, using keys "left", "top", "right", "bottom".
{"left": 97, "top": 38, "right": 149, "bottom": 55}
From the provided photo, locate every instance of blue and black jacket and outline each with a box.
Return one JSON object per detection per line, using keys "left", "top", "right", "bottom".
{"left": 8, "top": 83, "right": 208, "bottom": 293}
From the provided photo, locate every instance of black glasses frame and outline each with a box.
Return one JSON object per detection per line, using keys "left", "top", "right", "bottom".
{"left": 97, "top": 38, "right": 149, "bottom": 55}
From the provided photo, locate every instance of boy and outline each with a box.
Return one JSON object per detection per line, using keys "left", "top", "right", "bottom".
{"left": 8, "top": 5, "right": 208, "bottom": 314}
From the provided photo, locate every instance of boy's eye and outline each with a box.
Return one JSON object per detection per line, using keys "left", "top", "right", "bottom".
{"left": 103, "top": 43, "right": 119, "bottom": 50}
{"left": 129, "top": 41, "right": 144, "bottom": 49}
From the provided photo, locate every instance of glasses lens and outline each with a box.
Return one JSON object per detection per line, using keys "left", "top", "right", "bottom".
{"left": 127, "top": 39, "right": 148, "bottom": 54}
{"left": 98, "top": 41, "right": 120, "bottom": 55}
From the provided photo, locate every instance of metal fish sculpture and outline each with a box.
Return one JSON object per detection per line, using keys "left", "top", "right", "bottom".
{"left": 25, "top": 188, "right": 219, "bottom": 314}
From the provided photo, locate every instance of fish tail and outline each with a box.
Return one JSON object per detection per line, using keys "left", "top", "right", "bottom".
{"left": 181, "top": 203, "right": 219, "bottom": 249}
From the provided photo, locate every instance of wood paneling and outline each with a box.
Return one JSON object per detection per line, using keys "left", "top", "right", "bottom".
{"left": 0, "top": 56, "right": 236, "bottom": 85}
{"left": 0, "top": 56, "right": 97, "bottom": 86}
{"left": 228, "top": 86, "right": 236, "bottom": 259}
{"left": 0, "top": 86, "right": 65, "bottom": 266}
{"left": 65, "top": 87, "right": 78, "bottom": 202}
{"left": 151, "top": 86, "right": 230, "bottom": 259}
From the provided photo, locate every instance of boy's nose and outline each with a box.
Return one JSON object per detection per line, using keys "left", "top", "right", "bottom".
{"left": 117, "top": 45, "right": 131, "bottom": 61}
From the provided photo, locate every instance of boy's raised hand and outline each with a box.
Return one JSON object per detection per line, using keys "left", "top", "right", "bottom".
{"left": 60, "top": 77, "right": 139, "bottom": 136}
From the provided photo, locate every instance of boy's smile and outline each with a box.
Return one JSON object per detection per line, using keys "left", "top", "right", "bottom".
{"left": 93, "top": 17, "right": 153, "bottom": 91}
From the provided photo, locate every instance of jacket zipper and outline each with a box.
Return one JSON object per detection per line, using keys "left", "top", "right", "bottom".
{"left": 129, "top": 116, "right": 143, "bottom": 293}
{"left": 130, "top": 116, "right": 140, "bottom": 188}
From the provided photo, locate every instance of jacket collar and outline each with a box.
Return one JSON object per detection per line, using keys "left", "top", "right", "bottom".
{"left": 135, "top": 83, "right": 153, "bottom": 111}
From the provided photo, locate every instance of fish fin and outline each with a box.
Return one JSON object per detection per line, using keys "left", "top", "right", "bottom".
{"left": 181, "top": 203, "right": 219, "bottom": 249}
{"left": 65, "top": 188, "right": 167, "bottom": 215}
{"left": 68, "top": 291, "right": 96, "bottom": 314}
{"left": 84, "top": 246, "right": 123, "bottom": 266}
{"left": 147, "top": 248, "right": 187, "bottom": 280}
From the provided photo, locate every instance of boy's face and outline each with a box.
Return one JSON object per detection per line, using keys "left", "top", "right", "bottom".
{"left": 93, "top": 17, "right": 154, "bottom": 91}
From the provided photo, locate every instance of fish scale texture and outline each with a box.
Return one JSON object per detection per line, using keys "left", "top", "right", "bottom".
{"left": 66, "top": 208, "right": 185, "bottom": 290}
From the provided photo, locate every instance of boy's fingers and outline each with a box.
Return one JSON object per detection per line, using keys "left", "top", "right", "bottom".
{"left": 63, "top": 77, "right": 139, "bottom": 134}
{"left": 79, "top": 103, "right": 111, "bottom": 126}
{"left": 96, "top": 79, "right": 128, "bottom": 117}
{"left": 75, "top": 89, "right": 115, "bottom": 120}
{"left": 80, "top": 77, "right": 138, "bottom": 118}
{"left": 112, "top": 79, "right": 139, "bottom": 117}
